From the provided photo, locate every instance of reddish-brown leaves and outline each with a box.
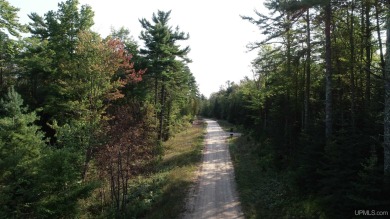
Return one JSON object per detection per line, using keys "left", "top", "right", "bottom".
{"left": 107, "top": 38, "right": 145, "bottom": 84}
{"left": 95, "top": 103, "right": 155, "bottom": 210}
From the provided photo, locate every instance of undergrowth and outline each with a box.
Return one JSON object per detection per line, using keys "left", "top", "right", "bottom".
{"left": 127, "top": 119, "right": 205, "bottom": 219}
{"left": 220, "top": 119, "right": 325, "bottom": 219}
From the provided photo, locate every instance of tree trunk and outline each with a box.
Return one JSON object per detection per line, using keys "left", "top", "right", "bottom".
{"left": 158, "top": 80, "right": 166, "bottom": 141}
{"left": 384, "top": 0, "right": 390, "bottom": 176}
{"left": 164, "top": 99, "right": 172, "bottom": 141}
{"left": 285, "top": 12, "right": 292, "bottom": 149}
{"left": 109, "top": 157, "right": 116, "bottom": 208}
{"left": 365, "top": 0, "right": 372, "bottom": 109}
{"left": 0, "top": 66, "right": 3, "bottom": 90}
{"left": 81, "top": 147, "right": 92, "bottom": 180}
{"left": 325, "top": 2, "right": 333, "bottom": 140}
{"left": 375, "top": 0, "right": 385, "bottom": 76}
{"left": 304, "top": 9, "right": 311, "bottom": 131}
{"left": 154, "top": 75, "right": 158, "bottom": 106}
{"left": 359, "top": 1, "right": 365, "bottom": 103}
{"left": 123, "top": 145, "right": 131, "bottom": 213}
{"left": 115, "top": 151, "right": 121, "bottom": 212}
{"left": 0, "top": 33, "right": 3, "bottom": 90}
{"left": 349, "top": 1, "right": 356, "bottom": 132}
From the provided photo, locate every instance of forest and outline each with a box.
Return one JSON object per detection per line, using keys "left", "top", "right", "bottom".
{"left": 0, "top": 0, "right": 201, "bottom": 218}
{"left": 201, "top": 0, "right": 390, "bottom": 218}
{"left": 3, "top": 0, "right": 390, "bottom": 218}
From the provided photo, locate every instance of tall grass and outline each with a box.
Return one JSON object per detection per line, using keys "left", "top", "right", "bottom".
{"left": 132, "top": 119, "right": 205, "bottom": 219}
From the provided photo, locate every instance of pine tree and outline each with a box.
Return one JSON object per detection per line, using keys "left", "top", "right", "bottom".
{"left": 0, "top": 0, "right": 25, "bottom": 37}
{"left": 0, "top": 0, "right": 25, "bottom": 93}
{"left": 0, "top": 87, "right": 45, "bottom": 217}
{"left": 139, "top": 10, "right": 190, "bottom": 141}
{"left": 25, "top": 0, "right": 95, "bottom": 125}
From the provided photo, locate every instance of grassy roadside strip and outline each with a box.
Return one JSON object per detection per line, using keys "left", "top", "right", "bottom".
{"left": 216, "top": 120, "right": 268, "bottom": 218}
{"left": 228, "top": 136, "right": 289, "bottom": 219}
{"left": 132, "top": 119, "right": 206, "bottom": 219}
{"left": 219, "top": 119, "right": 321, "bottom": 219}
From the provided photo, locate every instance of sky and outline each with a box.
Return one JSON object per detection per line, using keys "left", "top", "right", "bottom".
{"left": 9, "top": 0, "right": 266, "bottom": 97}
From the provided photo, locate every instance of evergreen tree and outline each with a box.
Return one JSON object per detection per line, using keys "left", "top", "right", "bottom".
{"left": 0, "top": 0, "right": 25, "bottom": 37}
{"left": 24, "top": 0, "right": 94, "bottom": 125}
{"left": 0, "top": 0, "right": 25, "bottom": 93}
{"left": 139, "top": 10, "right": 191, "bottom": 141}
{"left": 0, "top": 87, "right": 45, "bottom": 217}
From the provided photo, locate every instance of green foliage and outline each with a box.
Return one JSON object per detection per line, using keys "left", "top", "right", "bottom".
{"left": 99, "top": 120, "right": 204, "bottom": 218}
{"left": 202, "top": 78, "right": 262, "bottom": 131}
{"left": 0, "top": 0, "right": 25, "bottom": 37}
{"left": 349, "top": 151, "right": 383, "bottom": 205}
{"left": 229, "top": 135, "right": 297, "bottom": 218}
{"left": 139, "top": 10, "right": 198, "bottom": 142}
{"left": 141, "top": 120, "right": 204, "bottom": 219}
{"left": 17, "top": 38, "right": 55, "bottom": 107}
{"left": 0, "top": 87, "right": 45, "bottom": 218}
{"left": 53, "top": 118, "right": 100, "bottom": 163}
{"left": 0, "top": 87, "right": 97, "bottom": 218}
{"left": 28, "top": 0, "right": 94, "bottom": 61}
{"left": 35, "top": 148, "right": 98, "bottom": 218}
{"left": 23, "top": 0, "right": 95, "bottom": 125}
{"left": 57, "top": 30, "right": 131, "bottom": 122}
{"left": 124, "top": 174, "right": 168, "bottom": 217}
{"left": 0, "top": 9, "right": 24, "bottom": 93}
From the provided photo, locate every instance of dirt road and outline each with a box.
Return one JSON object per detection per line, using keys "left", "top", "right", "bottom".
{"left": 182, "top": 119, "right": 244, "bottom": 219}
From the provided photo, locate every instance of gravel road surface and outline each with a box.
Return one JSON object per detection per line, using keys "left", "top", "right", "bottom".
{"left": 182, "top": 119, "right": 244, "bottom": 219}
